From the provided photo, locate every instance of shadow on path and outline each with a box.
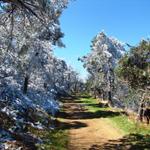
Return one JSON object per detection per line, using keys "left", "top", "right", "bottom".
{"left": 58, "top": 98, "right": 121, "bottom": 120}
{"left": 59, "top": 110, "right": 120, "bottom": 120}
{"left": 89, "top": 134, "right": 150, "bottom": 150}
{"left": 57, "top": 97, "right": 150, "bottom": 150}
{"left": 55, "top": 120, "right": 88, "bottom": 130}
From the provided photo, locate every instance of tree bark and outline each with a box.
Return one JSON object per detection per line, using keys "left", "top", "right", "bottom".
{"left": 23, "top": 75, "right": 29, "bottom": 94}
{"left": 93, "top": 88, "right": 97, "bottom": 99}
{"left": 108, "top": 91, "right": 113, "bottom": 107}
{"left": 137, "top": 92, "right": 146, "bottom": 122}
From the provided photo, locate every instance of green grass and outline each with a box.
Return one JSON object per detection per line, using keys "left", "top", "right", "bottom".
{"left": 28, "top": 127, "right": 68, "bottom": 150}
{"left": 29, "top": 97, "right": 150, "bottom": 149}
{"left": 79, "top": 97, "right": 109, "bottom": 112}
{"left": 78, "top": 97, "right": 150, "bottom": 148}
{"left": 31, "top": 107, "right": 69, "bottom": 150}
{"left": 37, "top": 129, "right": 68, "bottom": 150}
{"left": 80, "top": 97, "right": 150, "bottom": 135}
{"left": 109, "top": 114, "right": 150, "bottom": 135}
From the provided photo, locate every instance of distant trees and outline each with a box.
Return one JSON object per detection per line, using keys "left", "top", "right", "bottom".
{"left": 80, "top": 32, "right": 125, "bottom": 106}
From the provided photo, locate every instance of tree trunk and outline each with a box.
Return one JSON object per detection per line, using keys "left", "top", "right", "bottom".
{"left": 23, "top": 75, "right": 29, "bottom": 94}
{"left": 137, "top": 101, "right": 145, "bottom": 122}
{"left": 94, "top": 88, "right": 97, "bottom": 99}
{"left": 137, "top": 92, "right": 146, "bottom": 122}
{"left": 102, "top": 93, "right": 105, "bottom": 100}
{"left": 108, "top": 91, "right": 113, "bottom": 107}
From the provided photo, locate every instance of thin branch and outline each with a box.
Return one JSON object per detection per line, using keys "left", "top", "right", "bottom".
{"left": 17, "top": 0, "right": 43, "bottom": 21}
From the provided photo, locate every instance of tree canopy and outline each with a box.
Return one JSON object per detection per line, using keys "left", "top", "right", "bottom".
{"left": 80, "top": 32, "right": 125, "bottom": 105}
{"left": 117, "top": 40, "right": 150, "bottom": 89}
{"left": 0, "top": 0, "right": 69, "bottom": 49}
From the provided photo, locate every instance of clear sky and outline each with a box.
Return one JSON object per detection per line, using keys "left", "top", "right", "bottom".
{"left": 54, "top": 0, "right": 150, "bottom": 79}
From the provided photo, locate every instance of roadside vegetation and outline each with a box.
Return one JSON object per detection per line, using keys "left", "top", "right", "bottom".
{"left": 80, "top": 97, "right": 150, "bottom": 135}
{"left": 29, "top": 127, "right": 68, "bottom": 150}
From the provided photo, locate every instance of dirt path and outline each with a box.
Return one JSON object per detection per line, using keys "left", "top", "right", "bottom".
{"left": 59, "top": 99, "right": 124, "bottom": 150}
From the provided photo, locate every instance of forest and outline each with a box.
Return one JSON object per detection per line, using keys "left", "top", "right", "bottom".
{"left": 0, "top": 0, "right": 150, "bottom": 150}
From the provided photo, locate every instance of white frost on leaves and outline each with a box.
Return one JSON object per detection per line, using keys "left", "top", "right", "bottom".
{"left": 81, "top": 31, "right": 126, "bottom": 101}
{"left": 0, "top": 1, "right": 84, "bottom": 148}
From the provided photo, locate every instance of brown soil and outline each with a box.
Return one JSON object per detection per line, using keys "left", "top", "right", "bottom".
{"left": 59, "top": 100, "right": 124, "bottom": 150}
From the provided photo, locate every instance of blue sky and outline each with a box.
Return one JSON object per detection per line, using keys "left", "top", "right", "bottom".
{"left": 54, "top": 0, "right": 150, "bottom": 79}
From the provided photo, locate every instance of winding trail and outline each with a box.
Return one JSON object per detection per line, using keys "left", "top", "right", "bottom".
{"left": 59, "top": 98, "right": 124, "bottom": 150}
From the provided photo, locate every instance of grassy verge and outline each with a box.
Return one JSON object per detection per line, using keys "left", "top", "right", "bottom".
{"left": 28, "top": 126, "right": 68, "bottom": 150}
{"left": 109, "top": 114, "right": 150, "bottom": 135}
{"left": 80, "top": 97, "right": 150, "bottom": 135}
{"left": 28, "top": 105, "right": 69, "bottom": 150}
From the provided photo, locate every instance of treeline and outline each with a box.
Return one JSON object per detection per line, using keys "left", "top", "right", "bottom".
{"left": 80, "top": 32, "right": 150, "bottom": 124}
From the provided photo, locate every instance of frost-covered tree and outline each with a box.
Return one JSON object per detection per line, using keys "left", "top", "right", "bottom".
{"left": 80, "top": 32, "right": 125, "bottom": 106}
{"left": 0, "top": 1, "right": 83, "bottom": 148}
{"left": 0, "top": 0, "right": 68, "bottom": 44}
{"left": 0, "top": 0, "right": 70, "bottom": 94}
